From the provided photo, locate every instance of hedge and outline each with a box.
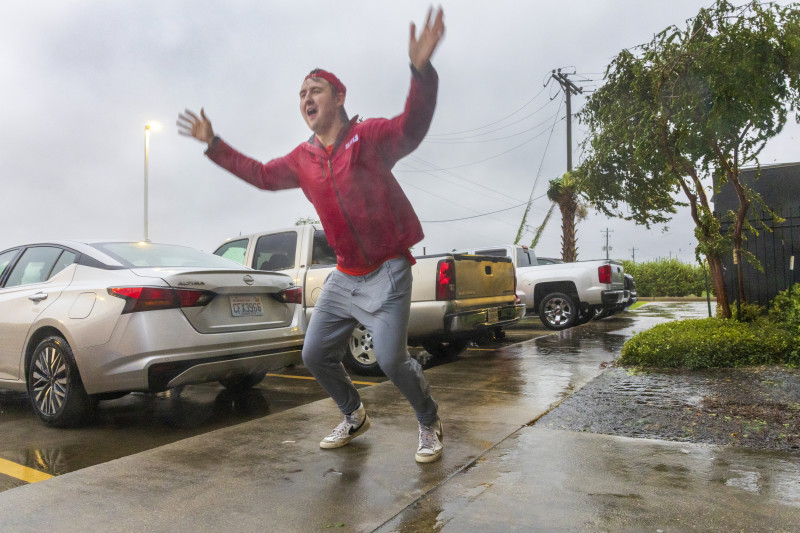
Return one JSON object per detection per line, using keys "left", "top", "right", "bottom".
{"left": 623, "top": 258, "right": 708, "bottom": 297}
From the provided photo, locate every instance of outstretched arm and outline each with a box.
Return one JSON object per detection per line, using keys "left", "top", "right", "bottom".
{"left": 176, "top": 108, "right": 215, "bottom": 146}
{"left": 409, "top": 6, "right": 445, "bottom": 73}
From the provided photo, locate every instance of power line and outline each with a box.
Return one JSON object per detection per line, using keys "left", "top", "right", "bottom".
{"left": 515, "top": 98, "right": 564, "bottom": 243}
{"left": 398, "top": 158, "right": 522, "bottom": 205}
{"left": 398, "top": 119, "right": 563, "bottom": 172}
{"left": 427, "top": 85, "right": 550, "bottom": 137}
{"left": 398, "top": 179, "right": 526, "bottom": 231}
{"left": 423, "top": 108, "right": 561, "bottom": 144}
{"left": 420, "top": 200, "right": 532, "bottom": 223}
{"left": 423, "top": 104, "right": 560, "bottom": 143}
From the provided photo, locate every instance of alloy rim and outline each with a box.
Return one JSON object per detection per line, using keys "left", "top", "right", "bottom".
{"left": 31, "top": 346, "right": 68, "bottom": 416}
{"left": 350, "top": 325, "right": 376, "bottom": 365}
{"left": 545, "top": 298, "right": 572, "bottom": 326}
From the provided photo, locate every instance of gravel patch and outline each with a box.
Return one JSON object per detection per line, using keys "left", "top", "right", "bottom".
{"left": 538, "top": 365, "right": 800, "bottom": 452}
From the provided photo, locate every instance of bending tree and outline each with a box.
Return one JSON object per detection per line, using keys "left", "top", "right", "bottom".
{"left": 547, "top": 172, "right": 588, "bottom": 262}
{"left": 577, "top": 0, "right": 800, "bottom": 318}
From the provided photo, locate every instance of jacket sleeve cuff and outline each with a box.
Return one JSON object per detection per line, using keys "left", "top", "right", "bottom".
{"left": 204, "top": 135, "right": 221, "bottom": 156}
{"left": 410, "top": 63, "right": 438, "bottom": 80}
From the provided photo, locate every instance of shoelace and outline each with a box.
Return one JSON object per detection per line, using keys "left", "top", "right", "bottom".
{"left": 418, "top": 425, "right": 440, "bottom": 451}
{"left": 326, "top": 413, "right": 361, "bottom": 441}
{"left": 326, "top": 419, "right": 352, "bottom": 440}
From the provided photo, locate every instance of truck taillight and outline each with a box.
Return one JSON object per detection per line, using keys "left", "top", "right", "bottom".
{"left": 598, "top": 264, "right": 612, "bottom": 284}
{"left": 436, "top": 259, "right": 456, "bottom": 301}
{"left": 108, "top": 287, "right": 215, "bottom": 313}
{"left": 272, "top": 286, "right": 303, "bottom": 304}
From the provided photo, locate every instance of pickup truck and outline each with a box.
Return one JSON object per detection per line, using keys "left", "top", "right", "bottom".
{"left": 213, "top": 225, "right": 525, "bottom": 375}
{"left": 454, "top": 244, "right": 627, "bottom": 331}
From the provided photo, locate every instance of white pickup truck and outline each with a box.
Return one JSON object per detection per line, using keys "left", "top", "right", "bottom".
{"left": 213, "top": 225, "right": 525, "bottom": 375}
{"left": 455, "top": 244, "right": 627, "bottom": 331}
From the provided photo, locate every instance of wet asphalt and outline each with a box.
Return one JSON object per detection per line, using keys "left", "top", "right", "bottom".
{"left": 0, "top": 302, "right": 798, "bottom": 532}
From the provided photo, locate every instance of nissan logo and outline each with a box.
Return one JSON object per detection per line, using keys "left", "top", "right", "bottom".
{"left": 243, "top": 275, "right": 254, "bottom": 285}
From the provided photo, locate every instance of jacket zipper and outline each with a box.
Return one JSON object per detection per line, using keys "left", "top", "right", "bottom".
{"left": 321, "top": 157, "right": 371, "bottom": 265}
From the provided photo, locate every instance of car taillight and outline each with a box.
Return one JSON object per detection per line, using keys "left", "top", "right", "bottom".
{"left": 598, "top": 265, "right": 612, "bottom": 285}
{"left": 272, "top": 286, "right": 302, "bottom": 304}
{"left": 108, "top": 287, "right": 216, "bottom": 313}
{"left": 436, "top": 259, "right": 456, "bottom": 301}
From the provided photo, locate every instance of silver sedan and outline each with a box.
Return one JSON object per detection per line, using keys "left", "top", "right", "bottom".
{"left": 0, "top": 241, "right": 305, "bottom": 427}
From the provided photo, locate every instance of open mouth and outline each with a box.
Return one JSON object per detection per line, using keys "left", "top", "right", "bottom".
{"left": 306, "top": 107, "right": 318, "bottom": 119}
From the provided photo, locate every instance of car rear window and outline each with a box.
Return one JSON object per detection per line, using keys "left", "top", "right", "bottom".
{"left": 91, "top": 242, "right": 245, "bottom": 269}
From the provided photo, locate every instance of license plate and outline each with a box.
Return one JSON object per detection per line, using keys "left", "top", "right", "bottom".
{"left": 230, "top": 296, "right": 263, "bottom": 317}
{"left": 487, "top": 307, "right": 499, "bottom": 324}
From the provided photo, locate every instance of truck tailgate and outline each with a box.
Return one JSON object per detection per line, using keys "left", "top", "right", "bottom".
{"left": 452, "top": 254, "right": 516, "bottom": 299}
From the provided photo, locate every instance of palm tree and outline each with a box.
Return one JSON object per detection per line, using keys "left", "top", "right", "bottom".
{"left": 546, "top": 172, "right": 587, "bottom": 262}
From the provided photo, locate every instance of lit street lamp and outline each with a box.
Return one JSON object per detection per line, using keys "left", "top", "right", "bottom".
{"left": 144, "top": 122, "right": 159, "bottom": 242}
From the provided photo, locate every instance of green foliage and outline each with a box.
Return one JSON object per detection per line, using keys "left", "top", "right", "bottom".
{"left": 622, "top": 286, "right": 800, "bottom": 368}
{"left": 694, "top": 205, "right": 731, "bottom": 261}
{"left": 577, "top": 0, "right": 800, "bottom": 316}
{"left": 295, "top": 216, "right": 320, "bottom": 226}
{"left": 769, "top": 284, "right": 800, "bottom": 332}
{"left": 619, "top": 317, "right": 796, "bottom": 369}
{"left": 547, "top": 172, "right": 586, "bottom": 262}
{"left": 729, "top": 301, "right": 766, "bottom": 323}
{"left": 623, "top": 259, "right": 707, "bottom": 297}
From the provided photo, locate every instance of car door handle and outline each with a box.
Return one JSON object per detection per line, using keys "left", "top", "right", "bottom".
{"left": 28, "top": 292, "right": 48, "bottom": 303}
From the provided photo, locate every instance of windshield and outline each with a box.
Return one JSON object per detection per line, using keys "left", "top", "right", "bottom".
{"left": 91, "top": 242, "right": 248, "bottom": 269}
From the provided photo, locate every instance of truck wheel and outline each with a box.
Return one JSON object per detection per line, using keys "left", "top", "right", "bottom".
{"left": 343, "top": 324, "right": 385, "bottom": 377}
{"left": 27, "top": 335, "right": 95, "bottom": 427}
{"left": 593, "top": 307, "right": 610, "bottom": 320}
{"left": 421, "top": 339, "right": 469, "bottom": 359}
{"left": 575, "top": 306, "right": 594, "bottom": 326}
{"left": 539, "top": 292, "right": 578, "bottom": 330}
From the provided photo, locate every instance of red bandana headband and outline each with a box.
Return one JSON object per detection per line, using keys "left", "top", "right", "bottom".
{"left": 304, "top": 69, "right": 346, "bottom": 95}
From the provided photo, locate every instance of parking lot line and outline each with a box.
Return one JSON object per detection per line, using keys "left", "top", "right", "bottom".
{"left": 0, "top": 458, "right": 53, "bottom": 484}
{"left": 265, "top": 373, "right": 377, "bottom": 386}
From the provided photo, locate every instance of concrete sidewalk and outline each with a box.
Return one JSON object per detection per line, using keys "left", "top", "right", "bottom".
{"left": 1, "top": 303, "right": 798, "bottom": 532}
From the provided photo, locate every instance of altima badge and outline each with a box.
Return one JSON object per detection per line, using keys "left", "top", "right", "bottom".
{"left": 243, "top": 275, "right": 254, "bottom": 285}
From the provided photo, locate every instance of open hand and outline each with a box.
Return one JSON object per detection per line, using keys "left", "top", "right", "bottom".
{"left": 409, "top": 6, "right": 445, "bottom": 73}
{"left": 177, "top": 108, "right": 215, "bottom": 145}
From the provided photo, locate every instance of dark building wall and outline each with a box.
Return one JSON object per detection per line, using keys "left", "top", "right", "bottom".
{"left": 713, "top": 162, "right": 800, "bottom": 306}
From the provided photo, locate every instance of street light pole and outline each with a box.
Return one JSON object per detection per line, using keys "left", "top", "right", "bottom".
{"left": 144, "top": 124, "right": 151, "bottom": 242}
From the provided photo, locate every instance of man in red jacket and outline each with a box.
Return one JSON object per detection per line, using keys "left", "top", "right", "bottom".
{"left": 177, "top": 7, "right": 445, "bottom": 463}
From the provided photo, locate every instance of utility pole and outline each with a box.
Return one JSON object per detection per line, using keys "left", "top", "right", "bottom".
{"left": 630, "top": 247, "right": 638, "bottom": 262}
{"left": 516, "top": 69, "right": 584, "bottom": 246}
{"left": 601, "top": 228, "right": 614, "bottom": 259}
{"left": 551, "top": 69, "right": 583, "bottom": 172}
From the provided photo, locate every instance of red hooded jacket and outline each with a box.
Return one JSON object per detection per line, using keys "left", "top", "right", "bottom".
{"left": 206, "top": 66, "right": 438, "bottom": 272}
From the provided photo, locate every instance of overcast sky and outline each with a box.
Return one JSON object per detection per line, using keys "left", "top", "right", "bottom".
{"left": 3, "top": 1, "right": 798, "bottom": 263}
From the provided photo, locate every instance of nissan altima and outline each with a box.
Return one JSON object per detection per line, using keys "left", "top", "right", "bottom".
{"left": 0, "top": 240, "right": 305, "bottom": 427}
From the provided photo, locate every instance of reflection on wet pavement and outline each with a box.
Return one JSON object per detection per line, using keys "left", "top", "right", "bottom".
{"left": 0, "top": 374, "right": 333, "bottom": 481}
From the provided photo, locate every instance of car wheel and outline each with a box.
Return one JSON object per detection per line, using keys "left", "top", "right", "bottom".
{"left": 27, "top": 335, "right": 94, "bottom": 427}
{"left": 219, "top": 372, "right": 267, "bottom": 393}
{"left": 343, "top": 324, "right": 385, "bottom": 377}
{"left": 421, "top": 339, "right": 469, "bottom": 359}
{"left": 539, "top": 292, "right": 578, "bottom": 330}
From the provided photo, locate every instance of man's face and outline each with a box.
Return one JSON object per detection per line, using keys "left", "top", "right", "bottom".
{"left": 299, "top": 78, "right": 344, "bottom": 137}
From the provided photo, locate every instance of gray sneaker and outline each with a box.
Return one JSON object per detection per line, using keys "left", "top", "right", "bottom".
{"left": 415, "top": 419, "right": 443, "bottom": 463}
{"left": 320, "top": 403, "right": 371, "bottom": 449}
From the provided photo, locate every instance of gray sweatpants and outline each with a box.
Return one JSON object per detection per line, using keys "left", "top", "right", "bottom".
{"left": 301, "top": 258, "right": 439, "bottom": 426}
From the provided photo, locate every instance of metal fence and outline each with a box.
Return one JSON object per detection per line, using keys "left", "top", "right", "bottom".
{"left": 720, "top": 206, "right": 799, "bottom": 307}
